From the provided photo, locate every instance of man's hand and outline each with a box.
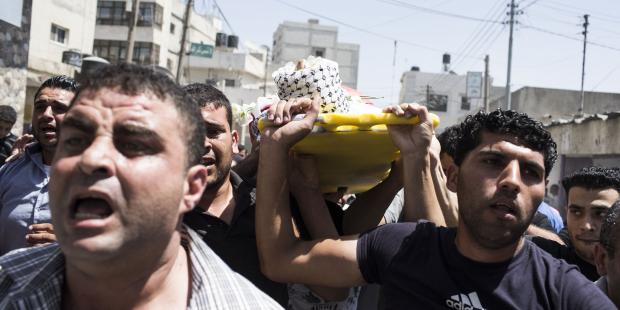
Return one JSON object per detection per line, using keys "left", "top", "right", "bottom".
{"left": 6, "top": 134, "right": 34, "bottom": 163}
{"left": 383, "top": 103, "right": 434, "bottom": 155}
{"left": 262, "top": 95, "right": 320, "bottom": 149}
{"left": 25, "top": 223, "right": 56, "bottom": 246}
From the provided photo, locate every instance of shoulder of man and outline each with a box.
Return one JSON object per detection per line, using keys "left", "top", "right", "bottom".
{"left": 184, "top": 227, "right": 282, "bottom": 309}
{"left": 0, "top": 244, "right": 64, "bottom": 306}
{"left": 530, "top": 236, "right": 567, "bottom": 258}
{"left": 522, "top": 240, "right": 615, "bottom": 308}
{"left": 357, "top": 221, "right": 438, "bottom": 284}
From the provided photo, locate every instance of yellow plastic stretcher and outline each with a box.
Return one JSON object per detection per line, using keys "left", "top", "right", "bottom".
{"left": 259, "top": 113, "right": 440, "bottom": 193}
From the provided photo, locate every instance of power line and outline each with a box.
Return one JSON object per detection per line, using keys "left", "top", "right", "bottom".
{"left": 521, "top": 24, "right": 620, "bottom": 53}
{"left": 544, "top": 0, "right": 620, "bottom": 23}
{"left": 519, "top": 0, "right": 540, "bottom": 11}
{"left": 538, "top": 3, "right": 620, "bottom": 26}
{"left": 274, "top": 0, "right": 480, "bottom": 59}
{"left": 591, "top": 62, "right": 620, "bottom": 91}
{"left": 428, "top": 2, "right": 506, "bottom": 86}
{"left": 212, "top": 0, "right": 235, "bottom": 34}
{"left": 378, "top": 0, "right": 504, "bottom": 24}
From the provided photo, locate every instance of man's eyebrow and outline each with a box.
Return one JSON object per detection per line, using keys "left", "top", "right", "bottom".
{"left": 478, "top": 150, "right": 544, "bottom": 172}
{"left": 568, "top": 204, "right": 584, "bottom": 209}
{"left": 113, "top": 123, "right": 160, "bottom": 139}
{"left": 62, "top": 116, "right": 96, "bottom": 133}
{"left": 204, "top": 119, "right": 226, "bottom": 130}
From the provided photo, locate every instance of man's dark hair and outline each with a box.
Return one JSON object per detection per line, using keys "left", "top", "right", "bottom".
{"left": 437, "top": 125, "right": 460, "bottom": 158}
{"left": 74, "top": 63, "right": 205, "bottom": 167}
{"left": 561, "top": 166, "right": 620, "bottom": 194}
{"left": 34, "top": 75, "right": 79, "bottom": 100}
{"left": 453, "top": 109, "right": 557, "bottom": 177}
{"left": 599, "top": 200, "right": 620, "bottom": 258}
{"left": 0, "top": 105, "right": 17, "bottom": 124}
{"left": 183, "top": 83, "right": 232, "bottom": 127}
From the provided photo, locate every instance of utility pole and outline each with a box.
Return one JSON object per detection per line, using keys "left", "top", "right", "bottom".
{"left": 390, "top": 40, "right": 398, "bottom": 104}
{"left": 426, "top": 84, "right": 430, "bottom": 105}
{"left": 505, "top": 0, "right": 517, "bottom": 110}
{"left": 263, "top": 46, "right": 270, "bottom": 96}
{"left": 579, "top": 14, "right": 590, "bottom": 114}
{"left": 484, "top": 54, "right": 490, "bottom": 112}
{"left": 126, "top": 0, "right": 140, "bottom": 63}
{"left": 176, "top": 0, "right": 193, "bottom": 83}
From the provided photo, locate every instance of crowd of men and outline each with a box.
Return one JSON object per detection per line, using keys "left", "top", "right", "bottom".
{"left": 0, "top": 63, "right": 618, "bottom": 309}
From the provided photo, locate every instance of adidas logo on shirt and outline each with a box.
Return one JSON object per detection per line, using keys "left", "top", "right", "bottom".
{"left": 445, "top": 292, "right": 486, "bottom": 310}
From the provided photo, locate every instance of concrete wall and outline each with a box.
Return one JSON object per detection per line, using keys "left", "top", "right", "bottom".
{"left": 490, "top": 87, "right": 620, "bottom": 122}
{"left": 0, "top": 0, "right": 32, "bottom": 135}
{"left": 547, "top": 115, "right": 620, "bottom": 156}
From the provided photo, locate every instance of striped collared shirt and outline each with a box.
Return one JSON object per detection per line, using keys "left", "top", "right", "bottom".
{"left": 0, "top": 226, "right": 282, "bottom": 309}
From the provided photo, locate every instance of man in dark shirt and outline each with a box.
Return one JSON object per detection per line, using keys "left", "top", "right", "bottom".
{"left": 182, "top": 84, "right": 288, "bottom": 306}
{"left": 532, "top": 166, "right": 620, "bottom": 280}
{"left": 594, "top": 200, "right": 620, "bottom": 307}
{"left": 0, "top": 105, "right": 18, "bottom": 167}
{"left": 256, "top": 101, "right": 614, "bottom": 309}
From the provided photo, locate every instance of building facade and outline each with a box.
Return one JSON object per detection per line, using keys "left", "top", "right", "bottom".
{"left": 272, "top": 19, "right": 360, "bottom": 89}
{"left": 0, "top": 0, "right": 32, "bottom": 134}
{"left": 398, "top": 67, "right": 503, "bottom": 130}
{"left": 1, "top": 0, "right": 96, "bottom": 132}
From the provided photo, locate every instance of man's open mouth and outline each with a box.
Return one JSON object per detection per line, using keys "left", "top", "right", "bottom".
{"left": 202, "top": 157, "right": 216, "bottom": 166}
{"left": 39, "top": 125, "right": 56, "bottom": 133}
{"left": 490, "top": 202, "right": 516, "bottom": 215}
{"left": 71, "top": 197, "right": 113, "bottom": 220}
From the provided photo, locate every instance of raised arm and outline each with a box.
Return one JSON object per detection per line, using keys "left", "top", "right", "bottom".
{"left": 256, "top": 95, "right": 365, "bottom": 288}
{"left": 288, "top": 154, "right": 353, "bottom": 301}
{"left": 428, "top": 137, "right": 459, "bottom": 227}
{"left": 342, "top": 158, "right": 403, "bottom": 234}
{"left": 384, "top": 104, "right": 445, "bottom": 227}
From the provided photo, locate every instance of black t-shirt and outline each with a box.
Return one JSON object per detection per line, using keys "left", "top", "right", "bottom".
{"left": 357, "top": 222, "right": 614, "bottom": 309}
{"left": 531, "top": 236, "right": 600, "bottom": 281}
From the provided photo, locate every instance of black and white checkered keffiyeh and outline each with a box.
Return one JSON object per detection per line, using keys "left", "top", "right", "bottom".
{"left": 273, "top": 57, "right": 349, "bottom": 113}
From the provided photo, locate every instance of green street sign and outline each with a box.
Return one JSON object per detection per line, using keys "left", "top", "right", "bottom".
{"left": 190, "top": 43, "right": 214, "bottom": 58}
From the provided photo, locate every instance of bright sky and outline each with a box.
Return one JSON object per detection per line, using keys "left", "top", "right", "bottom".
{"left": 207, "top": 0, "right": 620, "bottom": 106}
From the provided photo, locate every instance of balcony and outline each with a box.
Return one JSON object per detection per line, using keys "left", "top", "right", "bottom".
{"left": 188, "top": 49, "right": 265, "bottom": 79}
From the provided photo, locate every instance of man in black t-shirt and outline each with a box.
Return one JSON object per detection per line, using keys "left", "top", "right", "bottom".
{"left": 532, "top": 166, "right": 620, "bottom": 281}
{"left": 594, "top": 200, "right": 620, "bottom": 307}
{"left": 256, "top": 100, "right": 614, "bottom": 309}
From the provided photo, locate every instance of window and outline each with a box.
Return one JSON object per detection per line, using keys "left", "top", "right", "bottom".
{"left": 50, "top": 24, "right": 68, "bottom": 44}
{"left": 96, "top": 1, "right": 127, "bottom": 25}
{"left": 427, "top": 94, "right": 448, "bottom": 112}
{"left": 225, "top": 79, "right": 236, "bottom": 87}
{"left": 170, "top": 23, "right": 176, "bottom": 34}
{"left": 312, "top": 47, "right": 326, "bottom": 58}
{"left": 93, "top": 40, "right": 160, "bottom": 65}
{"left": 137, "top": 2, "right": 163, "bottom": 28}
{"left": 461, "top": 96, "right": 471, "bottom": 110}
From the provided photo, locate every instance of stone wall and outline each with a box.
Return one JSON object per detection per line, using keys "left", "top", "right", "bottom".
{"left": 0, "top": 0, "right": 32, "bottom": 135}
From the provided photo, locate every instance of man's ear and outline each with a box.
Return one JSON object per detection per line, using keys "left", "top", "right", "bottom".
{"left": 231, "top": 129, "right": 239, "bottom": 153}
{"left": 447, "top": 164, "right": 459, "bottom": 193}
{"left": 180, "top": 165, "right": 208, "bottom": 214}
{"left": 594, "top": 243, "right": 609, "bottom": 277}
